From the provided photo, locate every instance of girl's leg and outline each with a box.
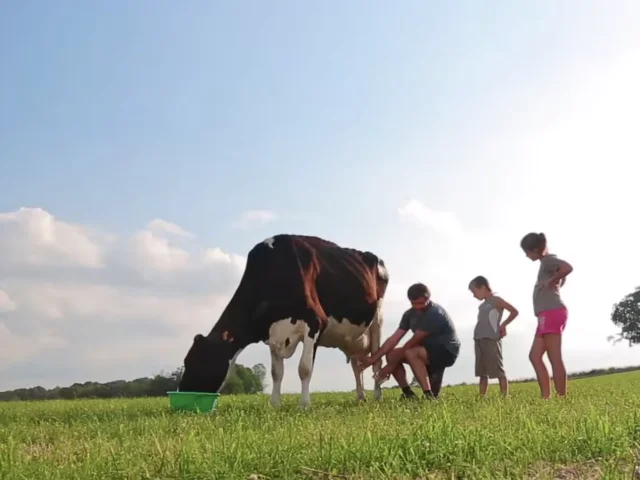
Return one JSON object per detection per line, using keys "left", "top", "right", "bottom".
{"left": 544, "top": 333, "right": 567, "bottom": 397}
{"left": 529, "top": 335, "right": 551, "bottom": 399}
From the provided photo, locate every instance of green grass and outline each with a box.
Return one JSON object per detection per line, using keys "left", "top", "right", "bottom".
{"left": 1, "top": 371, "right": 640, "bottom": 479}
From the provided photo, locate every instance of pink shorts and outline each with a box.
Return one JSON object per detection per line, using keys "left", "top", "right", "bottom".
{"left": 536, "top": 307, "right": 568, "bottom": 337}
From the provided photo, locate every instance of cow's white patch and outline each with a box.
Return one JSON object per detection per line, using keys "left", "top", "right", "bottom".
{"left": 298, "top": 329, "right": 318, "bottom": 408}
{"left": 317, "top": 316, "right": 369, "bottom": 355}
{"left": 377, "top": 262, "right": 389, "bottom": 280}
{"left": 269, "top": 349, "right": 284, "bottom": 408}
{"left": 266, "top": 318, "right": 320, "bottom": 409}
{"left": 266, "top": 318, "right": 307, "bottom": 358}
{"left": 263, "top": 237, "right": 275, "bottom": 248}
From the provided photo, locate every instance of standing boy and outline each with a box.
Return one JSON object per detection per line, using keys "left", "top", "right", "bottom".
{"left": 468, "top": 275, "right": 519, "bottom": 397}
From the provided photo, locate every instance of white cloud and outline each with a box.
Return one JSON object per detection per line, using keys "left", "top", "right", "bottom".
{"left": 146, "top": 219, "right": 194, "bottom": 238}
{"left": 231, "top": 210, "right": 278, "bottom": 230}
{"left": 0, "top": 206, "right": 250, "bottom": 391}
{"left": 397, "top": 200, "right": 464, "bottom": 237}
{"left": 128, "top": 230, "right": 191, "bottom": 274}
{"left": 0, "top": 289, "right": 17, "bottom": 313}
{"left": 0, "top": 207, "right": 105, "bottom": 268}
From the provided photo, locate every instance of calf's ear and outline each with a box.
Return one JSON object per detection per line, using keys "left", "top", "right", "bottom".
{"left": 194, "top": 333, "right": 205, "bottom": 343}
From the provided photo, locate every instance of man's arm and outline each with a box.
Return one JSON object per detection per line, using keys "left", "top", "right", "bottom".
{"left": 403, "top": 308, "right": 447, "bottom": 350}
{"left": 369, "top": 328, "right": 407, "bottom": 363}
{"left": 402, "top": 330, "right": 429, "bottom": 350}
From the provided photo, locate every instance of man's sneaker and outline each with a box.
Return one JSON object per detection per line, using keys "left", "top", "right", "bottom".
{"left": 400, "top": 388, "right": 417, "bottom": 400}
{"left": 423, "top": 390, "right": 437, "bottom": 400}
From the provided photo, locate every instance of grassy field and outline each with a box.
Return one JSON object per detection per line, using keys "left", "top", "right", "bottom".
{"left": 1, "top": 371, "right": 640, "bottom": 479}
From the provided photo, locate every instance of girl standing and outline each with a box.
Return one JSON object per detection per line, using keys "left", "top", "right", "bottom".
{"left": 520, "top": 232, "right": 573, "bottom": 399}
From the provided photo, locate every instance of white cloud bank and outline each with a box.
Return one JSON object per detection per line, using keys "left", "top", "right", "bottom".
{"left": 398, "top": 199, "right": 464, "bottom": 238}
{"left": 0, "top": 207, "right": 248, "bottom": 391}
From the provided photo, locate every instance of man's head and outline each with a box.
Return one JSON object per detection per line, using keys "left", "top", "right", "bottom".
{"left": 407, "top": 282, "right": 431, "bottom": 310}
{"left": 177, "top": 333, "right": 236, "bottom": 393}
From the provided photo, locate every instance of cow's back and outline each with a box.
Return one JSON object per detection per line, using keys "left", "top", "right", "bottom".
{"left": 243, "top": 234, "right": 387, "bottom": 343}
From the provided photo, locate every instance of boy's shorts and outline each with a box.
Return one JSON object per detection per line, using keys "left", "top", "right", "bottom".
{"left": 536, "top": 307, "right": 568, "bottom": 337}
{"left": 474, "top": 338, "right": 505, "bottom": 379}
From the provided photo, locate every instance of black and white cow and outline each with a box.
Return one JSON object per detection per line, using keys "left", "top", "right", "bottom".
{"left": 177, "top": 234, "right": 389, "bottom": 407}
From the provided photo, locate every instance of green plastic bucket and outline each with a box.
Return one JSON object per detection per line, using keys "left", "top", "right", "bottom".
{"left": 167, "top": 391, "right": 220, "bottom": 413}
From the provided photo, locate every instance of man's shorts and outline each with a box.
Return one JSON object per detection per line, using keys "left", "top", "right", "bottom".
{"left": 425, "top": 343, "right": 458, "bottom": 372}
{"left": 474, "top": 338, "right": 505, "bottom": 379}
{"left": 536, "top": 307, "right": 568, "bottom": 337}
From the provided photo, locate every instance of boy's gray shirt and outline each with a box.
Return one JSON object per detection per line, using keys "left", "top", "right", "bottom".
{"left": 473, "top": 294, "right": 504, "bottom": 340}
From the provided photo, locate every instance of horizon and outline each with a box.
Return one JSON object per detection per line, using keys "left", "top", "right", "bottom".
{"left": 3, "top": 361, "right": 639, "bottom": 396}
{"left": 1, "top": 1, "right": 639, "bottom": 393}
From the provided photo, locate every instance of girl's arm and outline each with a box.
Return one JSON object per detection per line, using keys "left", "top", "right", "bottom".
{"left": 495, "top": 297, "right": 519, "bottom": 328}
{"left": 548, "top": 258, "right": 573, "bottom": 287}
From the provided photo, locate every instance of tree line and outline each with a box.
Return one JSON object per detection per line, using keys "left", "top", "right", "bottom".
{"left": 0, "top": 363, "right": 267, "bottom": 403}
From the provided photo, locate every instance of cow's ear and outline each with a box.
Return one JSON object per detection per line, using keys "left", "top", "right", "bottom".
{"left": 194, "top": 333, "right": 205, "bottom": 343}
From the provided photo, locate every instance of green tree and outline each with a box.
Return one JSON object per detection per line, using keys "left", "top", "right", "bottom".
{"left": 0, "top": 362, "right": 267, "bottom": 402}
{"left": 609, "top": 286, "right": 640, "bottom": 346}
{"left": 251, "top": 363, "right": 267, "bottom": 391}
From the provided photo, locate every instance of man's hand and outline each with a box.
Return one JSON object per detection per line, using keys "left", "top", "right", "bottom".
{"left": 373, "top": 363, "right": 394, "bottom": 384}
{"left": 379, "top": 362, "right": 394, "bottom": 379}
{"left": 357, "top": 355, "right": 376, "bottom": 372}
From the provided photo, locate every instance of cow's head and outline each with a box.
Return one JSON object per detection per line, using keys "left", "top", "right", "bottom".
{"left": 177, "top": 333, "right": 236, "bottom": 393}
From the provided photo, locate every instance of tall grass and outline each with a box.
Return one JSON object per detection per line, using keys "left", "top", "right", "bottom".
{"left": 1, "top": 371, "right": 639, "bottom": 479}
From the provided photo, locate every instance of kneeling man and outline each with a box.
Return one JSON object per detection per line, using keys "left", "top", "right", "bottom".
{"left": 359, "top": 282, "right": 460, "bottom": 399}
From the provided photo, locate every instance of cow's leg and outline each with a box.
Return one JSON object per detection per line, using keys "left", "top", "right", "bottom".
{"left": 298, "top": 332, "right": 317, "bottom": 409}
{"left": 370, "top": 300, "right": 384, "bottom": 401}
{"left": 350, "top": 356, "right": 367, "bottom": 402}
{"left": 270, "top": 348, "right": 285, "bottom": 408}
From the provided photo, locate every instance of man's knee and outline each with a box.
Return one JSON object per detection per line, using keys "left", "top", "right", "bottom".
{"left": 385, "top": 348, "right": 405, "bottom": 362}
{"left": 405, "top": 346, "right": 426, "bottom": 361}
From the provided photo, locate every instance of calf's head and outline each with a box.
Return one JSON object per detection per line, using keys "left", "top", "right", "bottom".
{"left": 178, "top": 333, "right": 236, "bottom": 393}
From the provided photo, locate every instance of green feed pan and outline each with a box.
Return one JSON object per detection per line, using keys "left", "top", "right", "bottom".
{"left": 167, "top": 391, "right": 220, "bottom": 413}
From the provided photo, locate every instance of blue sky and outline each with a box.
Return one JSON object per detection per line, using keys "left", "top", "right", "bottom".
{"left": 1, "top": 2, "right": 639, "bottom": 394}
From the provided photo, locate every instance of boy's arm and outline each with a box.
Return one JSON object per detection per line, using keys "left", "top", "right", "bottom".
{"left": 494, "top": 296, "right": 519, "bottom": 328}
